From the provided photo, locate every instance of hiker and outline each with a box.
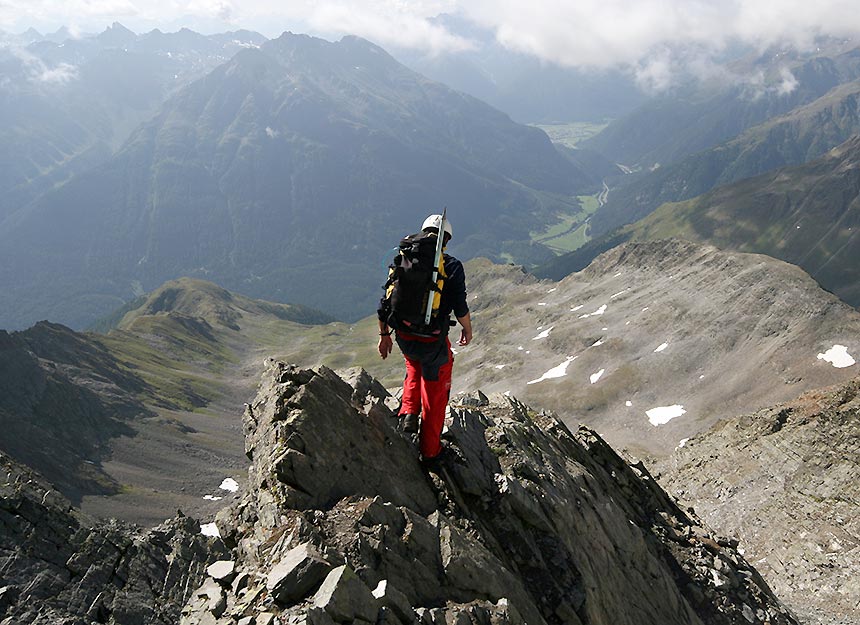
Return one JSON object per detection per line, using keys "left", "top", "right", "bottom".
{"left": 377, "top": 214, "right": 472, "bottom": 462}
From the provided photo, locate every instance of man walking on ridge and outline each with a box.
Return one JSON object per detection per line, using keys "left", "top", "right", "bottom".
{"left": 377, "top": 214, "right": 472, "bottom": 463}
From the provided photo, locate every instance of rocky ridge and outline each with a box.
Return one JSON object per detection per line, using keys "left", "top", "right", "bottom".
{"left": 179, "top": 361, "right": 798, "bottom": 625}
{"left": 0, "top": 451, "right": 224, "bottom": 624}
{"left": 654, "top": 376, "right": 860, "bottom": 625}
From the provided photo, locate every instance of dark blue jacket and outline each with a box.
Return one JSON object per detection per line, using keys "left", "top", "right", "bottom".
{"left": 378, "top": 253, "right": 469, "bottom": 330}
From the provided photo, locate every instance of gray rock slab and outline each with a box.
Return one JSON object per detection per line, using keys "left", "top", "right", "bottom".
{"left": 266, "top": 542, "right": 331, "bottom": 605}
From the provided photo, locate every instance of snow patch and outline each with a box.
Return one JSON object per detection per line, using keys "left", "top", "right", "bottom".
{"left": 517, "top": 346, "right": 524, "bottom": 351}
{"left": 571, "top": 305, "right": 584, "bottom": 312}
{"left": 494, "top": 364, "right": 506, "bottom": 370}
{"left": 654, "top": 342, "right": 668, "bottom": 353}
{"left": 547, "top": 288, "right": 557, "bottom": 293}
{"left": 625, "top": 400, "right": 633, "bottom": 407}
{"left": 817, "top": 345, "right": 856, "bottom": 368}
{"left": 610, "top": 290, "right": 627, "bottom": 299}
{"left": 527, "top": 356, "right": 576, "bottom": 385}
{"left": 201, "top": 522, "right": 220, "bottom": 537}
{"left": 590, "top": 339, "right": 604, "bottom": 347}
{"left": 538, "top": 302, "right": 547, "bottom": 306}
{"left": 590, "top": 369, "right": 605, "bottom": 384}
{"left": 646, "top": 405, "right": 686, "bottom": 426}
{"left": 613, "top": 272, "right": 622, "bottom": 277}
{"left": 579, "top": 304, "right": 607, "bottom": 318}
{"left": 642, "top": 307, "right": 650, "bottom": 312}
{"left": 677, "top": 438, "right": 690, "bottom": 449}
{"left": 219, "top": 478, "right": 239, "bottom": 492}
{"left": 203, "top": 495, "right": 222, "bottom": 501}
{"left": 532, "top": 327, "right": 553, "bottom": 340}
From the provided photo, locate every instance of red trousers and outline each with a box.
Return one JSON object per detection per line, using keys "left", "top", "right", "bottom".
{"left": 397, "top": 336, "right": 453, "bottom": 458}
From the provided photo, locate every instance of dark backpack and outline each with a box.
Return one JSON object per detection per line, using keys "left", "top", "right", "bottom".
{"left": 382, "top": 231, "right": 447, "bottom": 337}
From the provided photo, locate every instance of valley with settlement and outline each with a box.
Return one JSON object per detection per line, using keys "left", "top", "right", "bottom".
{"left": 1, "top": 10, "right": 858, "bottom": 625}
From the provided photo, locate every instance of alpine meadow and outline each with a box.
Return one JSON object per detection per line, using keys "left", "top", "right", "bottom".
{"left": 1, "top": 4, "right": 859, "bottom": 625}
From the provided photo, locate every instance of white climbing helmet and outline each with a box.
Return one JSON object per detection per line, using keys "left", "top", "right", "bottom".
{"left": 421, "top": 213, "right": 453, "bottom": 239}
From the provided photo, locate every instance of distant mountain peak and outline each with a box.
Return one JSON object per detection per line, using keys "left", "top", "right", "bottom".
{"left": 97, "top": 21, "right": 137, "bottom": 47}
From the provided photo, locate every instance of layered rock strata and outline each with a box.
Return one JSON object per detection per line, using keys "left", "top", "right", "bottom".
{"left": 182, "top": 361, "right": 799, "bottom": 625}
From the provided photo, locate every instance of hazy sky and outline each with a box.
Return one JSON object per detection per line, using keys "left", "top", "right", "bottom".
{"left": 4, "top": 0, "right": 860, "bottom": 73}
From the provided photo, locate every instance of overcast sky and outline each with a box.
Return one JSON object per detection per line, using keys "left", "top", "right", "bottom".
{"left": 4, "top": 0, "right": 860, "bottom": 73}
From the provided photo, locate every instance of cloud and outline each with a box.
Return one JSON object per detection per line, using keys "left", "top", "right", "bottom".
{"left": 6, "top": 1, "right": 860, "bottom": 71}
{"left": 777, "top": 66, "right": 799, "bottom": 95}
{"left": 36, "top": 60, "right": 77, "bottom": 83}
{"left": 2, "top": 44, "right": 78, "bottom": 84}
{"left": 462, "top": 0, "right": 860, "bottom": 69}
{"left": 305, "top": 2, "right": 474, "bottom": 55}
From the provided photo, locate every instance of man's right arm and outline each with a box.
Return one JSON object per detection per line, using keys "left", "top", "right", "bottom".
{"left": 457, "top": 311, "right": 472, "bottom": 346}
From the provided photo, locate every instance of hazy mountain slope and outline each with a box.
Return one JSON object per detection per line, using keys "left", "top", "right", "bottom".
{"left": 584, "top": 41, "right": 860, "bottom": 168}
{"left": 654, "top": 376, "right": 860, "bottom": 625}
{"left": 590, "top": 79, "right": 860, "bottom": 237}
{"left": 0, "top": 27, "right": 266, "bottom": 223}
{"left": 0, "top": 32, "right": 590, "bottom": 331}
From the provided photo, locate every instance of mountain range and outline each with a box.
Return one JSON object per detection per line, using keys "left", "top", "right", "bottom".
{"left": 589, "top": 77, "right": 860, "bottom": 238}
{"left": 541, "top": 136, "right": 860, "bottom": 310}
{"left": 3, "top": 21, "right": 860, "bottom": 625}
{"left": 4, "top": 238, "right": 857, "bottom": 524}
{"left": 1, "top": 249, "right": 857, "bottom": 621}
{"left": 0, "top": 31, "right": 595, "bottom": 331}
{"left": 583, "top": 39, "right": 860, "bottom": 169}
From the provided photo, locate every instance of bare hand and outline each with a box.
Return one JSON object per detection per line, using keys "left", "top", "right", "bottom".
{"left": 458, "top": 327, "right": 472, "bottom": 346}
{"left": 378, "top": 335, "right": 393, "bottom": 359}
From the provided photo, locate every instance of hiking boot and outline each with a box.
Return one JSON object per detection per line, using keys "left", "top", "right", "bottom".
{"left": 419, "top": 445, "right": 448, "bottom": 471}
{"left": 398, "top": 413, "right": 419, "bottom": 434}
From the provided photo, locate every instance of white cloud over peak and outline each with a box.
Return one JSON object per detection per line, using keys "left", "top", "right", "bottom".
{"left": 5, "top": 1, "right": 860, "bottom": 68}
{"left": 305, "top": 2, "right": 474, "bottom": 55}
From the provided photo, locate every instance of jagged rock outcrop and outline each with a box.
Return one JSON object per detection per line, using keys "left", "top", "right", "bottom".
{"left": 654, "top": 376, "right": 860, "bottom": 625}
{"left": 0, "top": 452, "right": 224, "bottom": 624}
{"left": 182, "top": 361, "right": 799, "bottom": 625}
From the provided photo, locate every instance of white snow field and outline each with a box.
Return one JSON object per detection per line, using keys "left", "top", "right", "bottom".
{"left": 646, "top": 405, "right": 687, "bottom": 426}
{"left": 590, "top": 369, "right": 605, "bottom": 384}
{"left": 528, "top": 356, "right": 576, "bottom": 385}
{"left": 532, "top": 327, "right": 553, "bottom": 340}
{"left": 579, "top": 304, "right": 607, "bottom": 318}
{"left": 817, "top": 344, "right": 856, "bottom": 368}
{"left": 219, "top": 477, "right": 239, "bottom": 492}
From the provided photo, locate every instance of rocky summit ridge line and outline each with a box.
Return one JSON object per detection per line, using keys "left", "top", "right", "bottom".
{"left": 185, "top": 362, "right": 796, "bottom": 625}
{"left": 1, "top": 362, "right": 799, "bottom": 624}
